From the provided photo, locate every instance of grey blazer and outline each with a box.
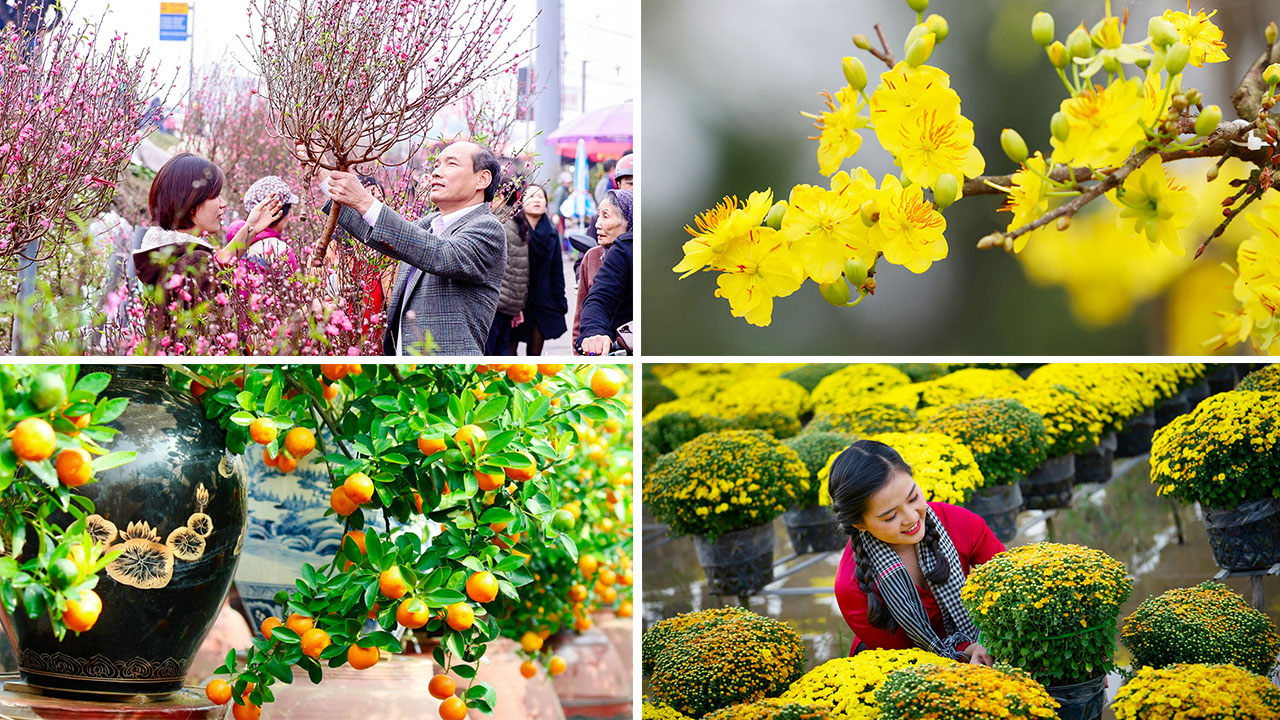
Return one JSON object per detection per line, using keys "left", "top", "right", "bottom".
{"left": 326, "top": 201, "right": 507, "bottom": 355}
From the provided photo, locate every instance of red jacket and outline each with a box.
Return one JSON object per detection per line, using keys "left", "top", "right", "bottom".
{"left": 833, "top": 501, "right": 1005, "bottom": 656}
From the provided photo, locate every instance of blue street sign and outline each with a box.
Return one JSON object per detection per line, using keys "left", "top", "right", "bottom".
{"left": 159, "top": 6, "right": 188, "bottom": 42}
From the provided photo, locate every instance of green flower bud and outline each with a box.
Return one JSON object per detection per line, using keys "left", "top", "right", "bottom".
{"left": 932, "top": 173, "right": 960, "bottom": 209}
{"left": 905, "top": 0, "right": 928, "bottom": 13}
{"left": 1195, "top": 105, "right": 1222, "bottom": 136}
{"left": 820, "top": 279, "right": 851, "bottom": 306}
{"left": 844, "top": 258, "right": 869, "bottom": 287}
{"left": 1135, "top": 56, "right": 1151, "bottom": 70}
{"left": 852, "top": 34, "right": 872, "bottom": 51}
{"left": 1102, "top": 54, "right": 1122, "bottom": 75}
{"left": 925, "top": 14, "right": 949, "bottom": 43}
{"left": 842, "top": 56, "right": 867, "bottom": 91}
{"left": 1047, "top": 41, "right": 1069, "bottom": 69}
{"left": 1165, "top": 41, "right": 1190, "bottom": 75}
{"left": 1267, "top": 22, "right": 1278, "bottom": 45}
{"left": 1171, "top": 94, "right": 1189, "bottom": 112}
{"left": 1184, "top": 88, "right": 1202, "bottom": 106}
{"left": 1031, "top": 12, "right": 1055, "bottom": 47}
{"left": 905, "top": 33, "right": 935, "bottom": 67}
{"left": 859, "top": 199, "right": 880, "bottom": 227}
{"left": 1050, "top": 111, "right": 1071, "bottom": 143}
{"left": 1000, "top": 128, "right": 1028, "bottom": 164}
{"left": 1066, "top": 27, "right": 1093, "bottom": 59}
{"left": 1264, "top": 63, "right": 1280, "bottom": 88}
{"left": 1148, "top": 17, "right": 1178, "bottom": 48}
{"left": 1144, "top": 216, "right": 1161, "bottom": 241}
{"left": 905, "top": 24, "right": 931, "bottom": 51}
{"left": 765, "top": 200, "right": 788, "bottom": 231}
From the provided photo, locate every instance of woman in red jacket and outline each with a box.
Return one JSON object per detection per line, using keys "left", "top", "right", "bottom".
{"left": 830, "top": 440, "right": 1005, "bottom": 665}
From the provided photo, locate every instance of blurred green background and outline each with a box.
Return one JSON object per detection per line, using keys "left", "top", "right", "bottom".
{"left": 641, "top": 0, "right": 1273, "bottom": 354}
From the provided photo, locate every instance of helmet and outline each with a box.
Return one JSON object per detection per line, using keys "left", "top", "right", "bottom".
{"left": 614, "top": 154, "right": 634, "bottom": 181}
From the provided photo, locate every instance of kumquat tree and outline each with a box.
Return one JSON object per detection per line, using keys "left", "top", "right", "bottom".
{"left": 672, "top": 0, "right": 1280, "bottom": 354}
{"left": 176, "top": 362, "right": 632, "bottom": 719}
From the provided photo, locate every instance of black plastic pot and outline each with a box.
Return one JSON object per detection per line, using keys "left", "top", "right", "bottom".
{"left": 1073, "top": 433, "right": 1116, "bottom": 485}
{"left": 1, "top": 366, "right": 247, "bottom": 699}
{"left": 1202, "top": 497, "right": 1280, "bottom": 571}
{"left": 1154, "top": 391, "right": 1190, "bottom": 429}
{"left": 693, "top": 523, "right": 775, "bottom": 596}
{"left": 1020, "top": 454, "right": 1075, "bottom": 511}
{"left": 782, "top": 504, "right": 846, "bottom": 554}
{"left": 1045, "top": 675, "right": 1106, "bottom": 720}
{"left": 1184, "top": 380, "right": 1211, "bottom": 409}
{"left": 964, "top": 483, "right": 1023, "bottom": 543}
{"left": 1115, "top": 409, "right": 1155, "bottom": 458}
{"left": 1206, "top": 365, "right": 1239, "bottom": 394}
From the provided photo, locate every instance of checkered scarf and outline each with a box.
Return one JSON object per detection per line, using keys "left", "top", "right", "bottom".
{"left": 859, "top": 505, "right": 979, "bottom": 660}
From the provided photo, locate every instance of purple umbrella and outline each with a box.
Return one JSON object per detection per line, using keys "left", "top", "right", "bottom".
{"left": 547, "top": 101, "right": 633, "bottom": 144}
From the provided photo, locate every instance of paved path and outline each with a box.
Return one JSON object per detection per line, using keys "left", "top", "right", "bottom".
{"left": 520, "top": 250, "right": 578, "bottom": 356}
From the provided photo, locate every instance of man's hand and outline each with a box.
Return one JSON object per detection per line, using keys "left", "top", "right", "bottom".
{"left": 294, "top": 142, "right": 331, "bottom": 184}
{"left": 328, "top": 171, "right": 375, "bottom": 215}
{"left": 580, "top": 334, "right": 611, "bottom": 356}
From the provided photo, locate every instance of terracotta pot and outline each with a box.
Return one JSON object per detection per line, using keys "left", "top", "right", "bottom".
{"left": 438, "top": 637, "right": 566, "bottom": 720}
{"left": 4, "top": 365, "right": 247, "bottom": 699}
{"left": 593, "top": 612, "right": 633, "bottom": 679}
{"left": 224, "top": 653, "right": 443, "bottom": 719}
{"left": 549, "top": 630, "right": 631, "bottom": 719}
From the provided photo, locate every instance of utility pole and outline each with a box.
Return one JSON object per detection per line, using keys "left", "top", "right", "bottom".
{"left": 581, "top": 59, "right": 587, "bottom": 113}
{"left": 532, "top": 0, "right": 562, "bottom": 186}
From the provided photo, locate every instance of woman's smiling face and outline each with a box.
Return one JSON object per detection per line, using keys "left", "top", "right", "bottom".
{"left": 854, "top": 470, "right": 929, "bottom": 546}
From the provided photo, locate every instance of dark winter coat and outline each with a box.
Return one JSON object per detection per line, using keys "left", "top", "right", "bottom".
{"left": 576, "top": 232, "right": 632, "bottom": 344}
{"left": 514, "top": 214, "right": 567, "bottom": 340}
{"left": 495, "top": 219, "right": 530, "bottom": 316}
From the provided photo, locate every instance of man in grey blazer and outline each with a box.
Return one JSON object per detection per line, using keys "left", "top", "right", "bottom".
{"left": 312, "top": 141, "right": 507, "bottom": 355}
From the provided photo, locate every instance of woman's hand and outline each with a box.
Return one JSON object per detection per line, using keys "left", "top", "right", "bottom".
{"left": 247, "top": 195, "right": 284, "bottom": 235}
{"left": 511, "top": 311, "right": 523, "bottom": 328}
{"left": 964, "top": 643, "right": 994, "bottom": 667}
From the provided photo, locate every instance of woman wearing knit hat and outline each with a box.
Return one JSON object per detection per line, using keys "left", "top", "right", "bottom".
{"left": 572, "top": 187, "right": 631, "bottom": 353}
{"left": 226, "top": 175, "right": 300, "bottom": 272}
{"left": 576, "top": 188, "right": 633, "bottom": 355}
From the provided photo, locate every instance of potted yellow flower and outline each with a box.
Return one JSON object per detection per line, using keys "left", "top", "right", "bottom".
{"left": 992, "top": 385, "right": 1104, "bottom": 510}
{"left": 1150, "top": 389, "right": 1280, "bottom": 570}
{"left": 1111, "top": 664, "right": 1280, "bottom": 719}
{"left": 876, "top": 663, "right": 1059, "bottom": 720}
{"left": 781, "top": 648, "right": 952, "bottom": 718}
{"left": 960, "top": 542, "right": 1131, "bottom": 720}
{"left": 782, "top": 432, "right": 855, "bottom": 554}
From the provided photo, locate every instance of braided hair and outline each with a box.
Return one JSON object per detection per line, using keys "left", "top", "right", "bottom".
{"left": 829, "top": 439, "right": 951, "bottom": 632}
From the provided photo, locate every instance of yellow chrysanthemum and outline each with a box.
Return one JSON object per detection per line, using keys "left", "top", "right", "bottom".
{"left": 890, "top": 108, "right": 985, "bottom": 189}
{"left": 999, "top": 151, "right": 1051, "bottom": 252}
{"left": 1163, "top": 9, "right": 1229, "bottom": 67}
{"left": 713, "top": 227, "right": 806, "bottom": 327}
{"left": 782, "top": 169, "right": 879, "bottom": 284}
{"left": 1106, "top": 155, "right": 1197, "bottom": 256}
{"left": 674, "top": 190, "right": 774, "bottom": 278}
{"left": 869, "top": 175, "right": 947, "bottom": 274}
{"left": 811, "top": 87, "right": 868, "bottom": 176}
{"left": 1050, "top": 77, "right": 1146, "bottom": 170}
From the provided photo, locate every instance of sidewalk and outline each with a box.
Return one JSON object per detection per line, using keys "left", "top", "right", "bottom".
{"left": 526, "top": 250, "right": 578, "bottom": 356}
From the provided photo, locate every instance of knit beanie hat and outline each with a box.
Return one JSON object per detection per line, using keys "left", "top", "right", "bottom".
{"left": 243, "top": 175, "right": 299, "bottom": 213}
{"left": 605, "top": 189, "right": 633, "bottom": 231}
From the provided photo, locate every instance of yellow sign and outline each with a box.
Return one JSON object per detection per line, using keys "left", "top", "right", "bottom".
{"left": 160, "top": 2, "right": 188, "bottom": 14}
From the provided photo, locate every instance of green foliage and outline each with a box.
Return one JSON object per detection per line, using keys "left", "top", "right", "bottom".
{"left": 784, "top": 432, "right": 854, "bottom": 504}
{"left": 1120, "top": 581, "right": 1280, "bottom": 677}
{"left": 779, "top": 363, "right": 849, "bottom": 392}
{"left": 643, "top": 380, "right": 679, "bottom": 415}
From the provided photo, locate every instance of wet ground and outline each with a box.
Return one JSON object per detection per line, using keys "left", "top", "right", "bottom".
{"left": 642, "top": 454, "right": 1280, "bottom": 717}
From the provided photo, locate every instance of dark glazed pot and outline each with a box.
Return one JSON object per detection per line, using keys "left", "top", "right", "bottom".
{"left": 1, "top": 365, "right": 246, "bottom": 700}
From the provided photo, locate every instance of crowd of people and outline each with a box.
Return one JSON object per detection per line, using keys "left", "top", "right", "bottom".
{"left": 129, "top": 140, "right": 635, "bottom": 356}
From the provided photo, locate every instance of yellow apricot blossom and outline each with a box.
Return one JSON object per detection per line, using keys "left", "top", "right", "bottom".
{"left": 1106, "top": 155, "right": 1197, "bottom": 256}
{"left": 674, "top": 190, "right": 774, "bottom": 278}
{"left": 1050, "top": 77, "right": 1146, "bottom": 170}
{"left": 1163, "top": 8, "right": 1229, "bottom": 67}
{"left": 890, "top": 108, "right": 985, "bottom": 189}
{"left": 869, "top": 62, "right": 960, "bottom": 151}
{"left": 869, "top": 175, "right": 947, "bottom": 274}
{"left": 712, "top": 227, "right": 806, "bottom": 327}
{"left": 998, "top": 152, "right": 1051, "bottom": 253}
{"left": 781, "top": 169, "right": 878, "bottom": 284}
{"left": 809, "top": 87, "right": 868, "bottom": 176}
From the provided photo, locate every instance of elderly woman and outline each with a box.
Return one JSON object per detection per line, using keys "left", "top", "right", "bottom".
{"left": 133, "top": 153, "right": 280, "bottom": 338}
{"left": 575, "top": 189, "right": 633, "bottom": 355}
{"left": 571, "top": 186, "right": 631, "bottom": 353}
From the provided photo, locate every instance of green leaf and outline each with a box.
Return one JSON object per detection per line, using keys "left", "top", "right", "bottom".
{"left": 366, "top": 631, "right": 402, "bottom": 652}
{"left": 556, "top": 534, "right": 579, "bottom": 564}
{"left": 266, "top": 659, "right": 294, "bottom": 683}
{"left": 73, "top": 373, "right": 111, "bottom": 396}
{"left": 229, "top": 411, "right": 255, "bottom": 426}
{"left": 453, "top": 664, "right": 477, "bottom": 680}
{"left": 578, "top": 404, "right": 609, "bottom": 421}
{"left": 24, "top": 459, "right": 57, "bottom": 489}
{"left": 371, "top": 395, "right": 399, "bottom": 412}
{"left": 479, "top": 508, "right": 516, "bottom": 524}
{"left": 271, "top": 627, "right": 301, "bottom": 645}
{"left": 485, "top": 429, "right": 517, "bottom": 454}
{"left": 94, "top": 397, "right": 129, "bottom": 425}
{"left": 237, "top": 391, "right": 256, "bottom": 412}
{"left": 494, "top": 555, "right": 526, "bottom": 573}
{"left": 473, "top": 396, "right": 509, "bottom": 423}
{"left": 91, "top": 451, "right": 136, "bottom": 472}
{"left": 421, "top": 588, "right": 465, "bottom": 606}
{"left": 302, "top": 656, "right": 324, "bottom": 684}
{"left": 527, "top": 396, "right": 551, "bottom": 423}
{"left": 264, "top": 381, "right": 282, "bottom": 414}
{"left": 382, "top": 453, "right": 409, "bottom": 465}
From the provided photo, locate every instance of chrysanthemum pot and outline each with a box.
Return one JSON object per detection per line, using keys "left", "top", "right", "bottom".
{"left": 692, "top": 522, "right": 775, "bottom": 596}
{"left": 781, "top": 504, "right": 845, "bottom": 554}
{"left": 1201, "top": 497, "right": 1280, "bottom": 571}
{"left": 1073, "top": 433, "right": 1116, "bottom": 486}
{"left": 1115, "top": 409, "right": 1155, "bottom": 458}
{"left": 1019, "top": 454, "right": 1075, "bottom": 511}
{"left": 1, "top": 365, "right": 247, "bottom": 699}
{"left": 962, "top": 483, "right": 1022, "bottom": 543}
